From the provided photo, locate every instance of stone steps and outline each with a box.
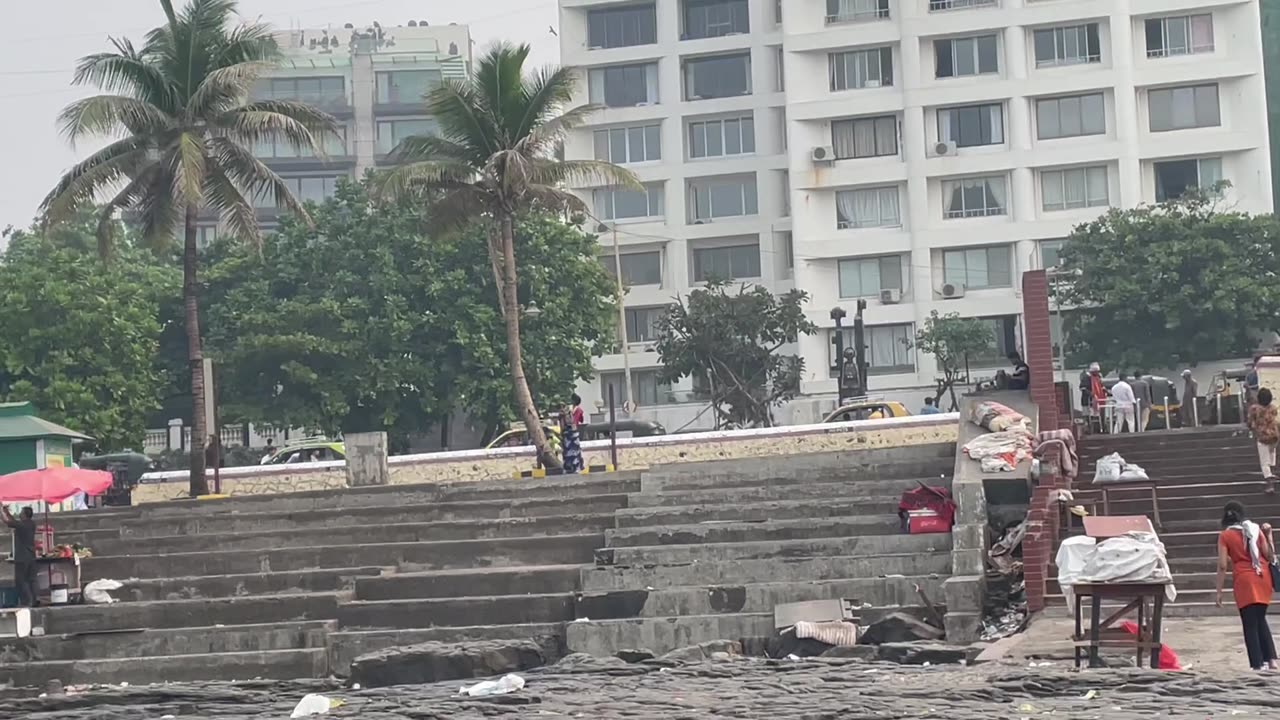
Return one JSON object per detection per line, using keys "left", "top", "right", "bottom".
{"left": 338, "top": 593, "right": 576, "bottom": 629}
{"left": 605, "top": 515, "right": 904, "bottom": 547}
{"left": 0, "top": 621, "right": 333, "bottom": 662}
{"left": 83, "top": 533, "right": 603, "bottom": 581}
{"left": 327, "top": 623, "right": 566, "bottom": 675}
{"left": 0, "top": 648, "right": 329, "bottom": 687}
{"left": 33, "top": 593, "right": 341, "bottom": 635}
{"left": 625, "top": 482, "right": 919, "bottom": 509}
{"left": 574, "top": 576, "right": 946, "bottom": 619}
{"left": 581, "top": 551, "right": 952, "bottom": 591}
{"left": 565, "top": 612, "right": 776, "bottom": 656}
{"left": 355, "top": 564, "right": 584, "bottom": 601}
{"left": 641, "top": 447, "right": 954, "bottom": 493}
{"left": 83, "top": 513, "right": 616, "bottom": 556}
{"left": 119, "top": 566, "right": 389, "bottom": 602}
{"left": 614, "top": 495, "right": 923, "bottom": 528}
{"left": 598, "top": 533, "right": 951, "bottom": 567}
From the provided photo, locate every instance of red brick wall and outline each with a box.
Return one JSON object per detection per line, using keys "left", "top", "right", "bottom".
{"left": 1021, "top": 269, "right": 1070, "bottom": 612}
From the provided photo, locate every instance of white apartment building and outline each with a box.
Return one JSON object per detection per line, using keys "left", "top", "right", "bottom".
{"left": 195, "top": 21, "right": 473, "bottom": 242}
{"left": 562, "top": 0, "right": 1271, "bottom": 429}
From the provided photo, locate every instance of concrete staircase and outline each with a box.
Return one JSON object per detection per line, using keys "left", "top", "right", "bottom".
{"left": 1048, "top": 426, "right": 1266, "bottom": 616}
{"left": 0, "top": 443, "right": 959, "bottom": 687}
{"left": 566, "top": 445, "right": 957, "bottom": 656}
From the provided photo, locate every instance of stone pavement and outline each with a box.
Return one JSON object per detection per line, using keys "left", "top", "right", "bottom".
{"left": 6, "top": 653, "right": 1280, "bottom": 720}
{"left": 1011, "top": 613, "right": 1264, "bottom": 672}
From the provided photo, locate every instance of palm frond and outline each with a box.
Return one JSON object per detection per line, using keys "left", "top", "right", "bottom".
{"left": 203, "top": 166, "right": 262, "bottom": 249}
{"left": 533, "top": 159, "right": 641, "bottom": 191}
{"left": 132, "top": 163, "right": 181, "bottom": 254}
{"left": 213, "top": 21, "right": 281, "bottom": 67}
{"left": 186, "top": 61, "right": 274, "bottom": 117}
{"left": 58, "top": 94, "right": 173, "bottom": 143}
{"left": 40, "top": 135, "right": 156, "bottom": 224}
{"left": 73, "top": 43, "right": 178, "bottom": 113}
{"left": 216, "top": 100, "right": 338, "bottom": 151}
{"left": 515, "top": 65, "right": 578, "bottom": 141}
{"left": 387, "top": 134, "right": 476, "bottom": 165}
{"left": 515, "top": 103, "right": 599, "bottom": 158}
{"left": 206, "top": 136, "right": 310, "bottom": 226}
{"left": 173, "top": 131, "right": 209, "bottom": 209}
{"left": 474, "top": 42, "right": 532, "bottom": 145}
{"left": 94, "top": 163, "right": 168, "bottom": 257}
{"left": 373, "top": 160, "right": 482, "bottom": 202}
{"left": 522, "top": 184, "right": 589, "bottom": 215}
{"left": 429, "top": 185, "right": 494, "bottom": 231}
{"left": 430, "top": 80, "right": 497, "bottom": 162}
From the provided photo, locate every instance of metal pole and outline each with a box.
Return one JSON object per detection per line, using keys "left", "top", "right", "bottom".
{"left": 611, "top": 225, "right": 633, "bottom": 413}
{"left": 607, "top": 384, "right": 618, "bottom": 470}
{"left": 1163, "top": 395, "right": 1170, "bottom": 431}
{"left": 833, "top": 315, "right": 844, "bottom": 403}
{"left": 854, "top": 299, "right": 868, "bottom": 396}
{"left": 1193, "top": 395, "right": 1200, "bottom": 427}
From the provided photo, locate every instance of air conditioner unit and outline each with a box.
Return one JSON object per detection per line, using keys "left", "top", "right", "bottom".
{"left": 879, "top": 288, "right": 902, "bottom": 304}
{"left": 940, "top": 283, "right": 966, "bottom": 299}
{"left": 811, "top": 146, "right": 835, "bottom": 163}
{"left": 930, "top": 141, "right": 958, "bottom": 157}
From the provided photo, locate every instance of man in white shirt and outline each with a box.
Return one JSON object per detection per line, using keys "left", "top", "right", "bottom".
{"left": 1111, "top": 374, "right": 1138, "bottom": 434}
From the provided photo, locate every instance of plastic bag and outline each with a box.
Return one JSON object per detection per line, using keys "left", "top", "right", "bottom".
{"left": 1119, "top": 463, "right": 1150, "bottom": 481}
{"left": 460, "top": 673, "right": 525, "bottom": 697}
{"left": 290, "top": 694, "right": 336, "bottom": 718}
{"left": 1093, "top": 452, "right": 1124, "bottom": 483}
{"left": 83, "top": 579, "right": 123, "bottom": 604}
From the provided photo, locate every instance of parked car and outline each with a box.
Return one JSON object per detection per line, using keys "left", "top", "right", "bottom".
{"left": 822, "top": 399, "right": 912, "bottom": 423}
{"left": 262, "top": 438, "right": 346, "bottom": 465}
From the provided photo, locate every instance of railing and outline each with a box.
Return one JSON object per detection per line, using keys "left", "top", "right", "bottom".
{"left": 144, "top": 429, "right": 168, "bottom": 454}
{"left": 928, "top": 0, "right": 997, "bottom": 10}
{"left": 826, "top": 8, "right": 890, "bottom": 25}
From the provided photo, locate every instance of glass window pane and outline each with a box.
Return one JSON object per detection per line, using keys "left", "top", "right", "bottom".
{"left": 724, "top": 119, "right": 741, "bottom": 154}
{"left": 1059, "top": 96, "right": 1082, "bottom": 137}
{"left": 954, "top": 38, "right": 976, "bottom": 76}
{"left": 1081, "top": 94, "right": 1105, "bottom": 134}
{"left": 645, "top": 125, "right": 662, "bottom": 160}
{"left": 611, "top": 128, "right": 628, "bottom": 162}
{"left": 594, "top": 130, "right": 610, "bottom": 161}
{"left": 977, "top": 35, "right": 998, "bottom": 73}
{"left": 741, "top": 117, "right": 755, "bottom": 153}
{"left": 1034, "top": 29, "right": 1055, "bottom": 65}
{"left": 706, "top": 121, "right": 723, "bottom": 156}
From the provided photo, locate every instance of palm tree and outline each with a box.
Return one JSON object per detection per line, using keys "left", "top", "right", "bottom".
{"left": 376, "top": 43, "right": 637, "bottom": 469}
{"left": 42, "top": 0, "right": 337, "bottom": 496}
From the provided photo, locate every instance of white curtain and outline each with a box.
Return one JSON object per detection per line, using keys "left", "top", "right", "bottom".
{"left": 944, "top": 181, "right": 962, "bottom": 216}
{"left": 987, "top": 176, "right": 1008, "bottom": 213}
{"left": 832, "top": 120, "right": 857, "bottom": 158}
{"left": 1063, "top": 169, "right": 1086, "bottom": 208}
{"left": 643, "top": 64, "right": 659, "bottom": 104}
{"left": 836, "top": 191, "right": 860, "bottom": 226}
{"left": 988, "top": 105, "right": 1005, "bottom": 143}
{"left": 588, "top": 69, "right": 604, "bottom": 104}
{"left": 1041, "top": 172, "right": 1064, "bottom": 210}
{"left": 853, "top": 120, "right": 877, "bottom": 157}
{"left": 938, "top": 110, "right": 954, "bottom": 144}
{"left": 1191, "top": 15, "right": 1214, "bottom": 51}
{"left": 854, "top": 189, "right": 881, "bottom": 225}
{"left": 879, "top": 188, "right": 900, "bottom": 225}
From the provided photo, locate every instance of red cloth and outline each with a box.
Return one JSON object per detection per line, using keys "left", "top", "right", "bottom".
{"left": 1119, "top": 621, "right": 1182, "bottom": 670}
{"left": 0, "top": 467, "right": 112, "bottom": 503}
{"left": 572, "top": 406, "right": 585, "bottom": 426}
{"left": 898, "top": 485, "right": 956, "bottom": 526}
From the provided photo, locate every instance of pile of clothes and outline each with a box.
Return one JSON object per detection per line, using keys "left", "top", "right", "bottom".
{"left": 962, "top": 400, "right": 1034, "bottom": 472}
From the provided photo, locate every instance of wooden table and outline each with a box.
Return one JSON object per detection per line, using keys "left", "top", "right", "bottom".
{"left": 1072, "top": 581, "right": 1168, "bottom": 669}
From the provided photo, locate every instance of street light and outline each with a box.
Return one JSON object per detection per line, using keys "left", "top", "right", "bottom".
{"left": 524, "top": 302, "right": 543, "bottom": 320}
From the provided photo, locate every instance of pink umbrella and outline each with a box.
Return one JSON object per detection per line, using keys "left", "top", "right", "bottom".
{"left": 0, "top": 467, "right": 113, "bottom": 503}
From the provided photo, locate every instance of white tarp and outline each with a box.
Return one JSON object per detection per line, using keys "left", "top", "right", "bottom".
{"left": 1057, "top": 532, "right": 1177, "bottom": 605}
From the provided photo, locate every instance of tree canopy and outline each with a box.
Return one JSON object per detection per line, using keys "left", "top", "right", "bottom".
{"left": 0, "top": 217, "right": 179, "bottom": 451}
{"left": 203, "top": 180, "right": 617, "bottom": 441}
{"left": 655, "top": 281, "right": 815, "bottom": 429}
{"left": 1058, "top": 194, "right": 1280, "bottom": 370}
{"left": 913, "top": 311, "right": 994, "bottom": 411}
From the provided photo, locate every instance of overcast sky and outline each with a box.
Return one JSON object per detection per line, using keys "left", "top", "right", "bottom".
{"left": 0, "top": 0, "right": 559, "bottom": 232}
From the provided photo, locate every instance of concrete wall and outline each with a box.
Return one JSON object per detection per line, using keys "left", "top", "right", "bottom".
{"left": 133, "top": 414, "right": 959, "bottom": 503}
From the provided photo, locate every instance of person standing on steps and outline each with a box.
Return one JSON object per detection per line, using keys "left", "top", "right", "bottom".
{"left": 1, "top": 505, "right": 37, "bottom": 608}
{"left": 1110, "top": 373, "right": 1138, "bottom": 434}
{"left": 1180, "top": 369, "right": 1199, "bottom": 428}
{"left": 1131, "top": 372, "right": 1153, "bottom": 431}
{"left": 1216, "top": 500, "right": 1279, "bottom": 670}
{"left": 560, "top": 393, "right": 585, "bottom": 474}
{"left": 1248, "top": 388, "right": 1279, "bottom": 493}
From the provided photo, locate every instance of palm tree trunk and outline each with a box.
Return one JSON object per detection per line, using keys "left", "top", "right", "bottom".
{"left": 184, "top": 204, "right": 210, "bottom": 497}
{"left": 499, "top": 214, "right": 561, "bottom": 470}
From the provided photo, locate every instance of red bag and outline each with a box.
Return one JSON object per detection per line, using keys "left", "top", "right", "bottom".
{"left": 1119, "top": 621, "right": 1182, "bottom": 670}
{"left": 898, "top": 484, "right": 955, "bottom": 534}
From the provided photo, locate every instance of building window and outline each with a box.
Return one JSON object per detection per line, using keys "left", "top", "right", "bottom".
{"left": 829, "top": 47, "right": 893, "bottom": 91}
{"left": 683, "top": 0, "right": 749, "bottom": 39}
{"left": 838, "top": 255, "right": 903, "bottom": 298}
{"left": 255, "top": 127, "right": 347, "bottom": 158}
{"left": 938, "top": 103, "right": 1004, "bottom": 148}
{"left": 972, "top": 315, "right": 1020, "bottom": 366}
{"left": 942, "top": 176, "right": 1008, "bottom": 218}
{"left": 691, "top": 242, "right": 761, "bottom": 281}
{"left": 375, "top": 120, "right": 436, "bottom": 155}
{"left": 689, "top": 175, "right": 758, "bottom": 222}
{"left": 780, "top": 171, "right": 791, "bottom": 217}
{"left": 603, "top": 251, "right": 663, "bottom": 287}
{"left": 266, "top": 176, "right": 341, "bottom": 206}
{"left": 601, "top": 370, "right": 675, "bottom": 406}
{"left": 1041, "top": 166, "right": 1109, "bottom": 211}
{"left": 929, "top": 0, "right": 996, "bottom": 10}
{"left": 832, "top": 116, "right": 897, "bottom": 159}
{"left": 830, "top": 325, "right": 915, "bottom": 375}
{"left": 935, "top": 35, "right": 999, "bottom": 78}
{"left": 589, "top": 63, "right": 659, "bottom": 108}
{"left": 588, "top": 3, "right": 657, "bottom": 48}
{"left": 594, "top": 124, "right": 662, "bottom": 164}
{"left": 826, "top": 0, "right": 890, "bottom": 24}
{"left": 836, "top": 186, "right": 901, "bottom": 229}
{"left": 688, "top": 115, "right": 755, "bottom": 159}
{"left": 943, "top": 246, "right": 1012, "bottom": 290}
{"left": 1146, "top": 15, "right": 1215, "bottom": 58}
{"left": 1148, "top": 84, "right": 1220, "bottom": 132}
{"left": 194, "top": 226, "right": 219, "bottom": 249}
{"left": 257, "top": 77, "right": 346, "bottom": 108}
{"left": 1039, "top": 239, "right": 1066, "bottom": 268}
{"left": 1036, "top": 93, "right": 1106, "bottom": 140}
{"left": 375, "top": 70, "right": 443, "bottom": 105}
{"left": 683, "top": 53, "right": 752, "bottom": 100}
{"left": 1033, "top": 24, "right": 1102, "bottom": 67}
{"left": 594, "top": 184, "right": 665, "bottom": 221}
{"left": 1154, "top": 157, "right": 1223, "bottom": 202}
{"left": 624, "top": 306, "right": 667, "bottom": 344}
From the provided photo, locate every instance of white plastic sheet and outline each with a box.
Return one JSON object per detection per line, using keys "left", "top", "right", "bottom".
{"left": 1059, "top": 532, "right": 1177, "bottom": 604}
{"left": 1054, "top": 536, "right": 1097, "bottom": 611}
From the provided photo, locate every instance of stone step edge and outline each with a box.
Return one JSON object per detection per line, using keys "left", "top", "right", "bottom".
{"left": 121, "top": 565, "right": 392, "bottom": 587}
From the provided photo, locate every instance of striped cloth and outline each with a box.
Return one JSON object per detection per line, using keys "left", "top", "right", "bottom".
{"left": 1035, "top": 428, "right": 1078, "bottom": 479}
{"left": 793, "top": 620, "right": 860, "bottom": 647}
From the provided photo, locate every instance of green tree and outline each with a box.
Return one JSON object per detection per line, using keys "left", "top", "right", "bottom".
{"left": 912, "top": 311, "right": 994, "bottom": 411}
{"left": 0, "top": 225, "right": 179, "bottom": 451}
{"left": 202, "top": 181, "right": 617, "bottom": 444}
{"left": 1058, "top": 194, "right": 1280, "bottom": 371}
{"left": 375, "top": 42, "right": 636, "bottom": 468}
{"left": 655, "top": 281, "right": 816, "bottom": 429}
{"left": 41, "top": 0, "right": 337, "bottom": 496}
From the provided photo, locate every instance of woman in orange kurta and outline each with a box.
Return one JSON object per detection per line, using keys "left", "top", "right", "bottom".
{"left": 1217, "top": 501, "right": 1278, "bottom": 670}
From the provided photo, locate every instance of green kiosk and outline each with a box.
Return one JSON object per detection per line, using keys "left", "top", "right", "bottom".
{"left": 0, "top": 402, "right": 93, "bottom": 476}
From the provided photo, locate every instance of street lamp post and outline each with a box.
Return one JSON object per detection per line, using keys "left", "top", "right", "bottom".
{"left": 599, "top": 222, "right": 633, "bottom": 413}
{"left": 830, "top": 306, "right": 847, "bottom": 404}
